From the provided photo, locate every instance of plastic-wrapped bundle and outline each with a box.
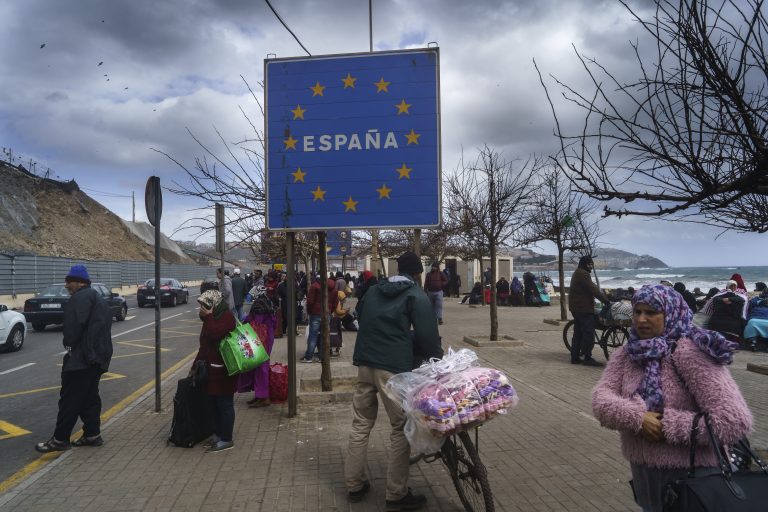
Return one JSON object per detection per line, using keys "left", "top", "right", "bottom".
{"left": 385, "top": 348, "right": 520, "bottom": 455}
{"left": 461, "top": 367, "right": 518, "bottom": 416}
{"left": 435, "top": 371, "right": 486, "bottom": 426}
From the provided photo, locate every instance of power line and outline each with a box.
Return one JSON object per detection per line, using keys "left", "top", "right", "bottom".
{"left": 264, "top": 0, "right": 311, "bottom": 56}
{"left": 80, "top": 186, "right": 132, "bottom": 198}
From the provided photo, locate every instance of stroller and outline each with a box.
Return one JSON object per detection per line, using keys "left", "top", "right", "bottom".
{"left": 523, "top": 272, "right": 545, "bottom": 306}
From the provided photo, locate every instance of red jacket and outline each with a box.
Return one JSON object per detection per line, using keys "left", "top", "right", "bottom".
{"left": 424, "top": 270, "right": 448, "bottom": 292}
{"left": 307, "top": 280, "right": 338, "bottom": 315}
{"left": 193, "top": 310, "right": 237, "bottom": 395}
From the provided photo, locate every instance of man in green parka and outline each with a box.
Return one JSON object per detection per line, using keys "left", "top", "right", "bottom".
{"left": 344, "top": 251, "right": 443, "bottom": 511}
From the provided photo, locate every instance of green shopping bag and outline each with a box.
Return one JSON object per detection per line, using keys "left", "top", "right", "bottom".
{"left": 219, "top": 320, "right": 270, "bottom": 376}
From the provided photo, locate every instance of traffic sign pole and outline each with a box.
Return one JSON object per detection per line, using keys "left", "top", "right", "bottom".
{"left": 145, "top": 176, "right": 163, "bottom": 413}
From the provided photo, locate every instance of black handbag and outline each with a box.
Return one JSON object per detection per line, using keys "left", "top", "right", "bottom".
{"left": 192, "top": 359, "right": 208, "bottom": 387}
{"left": 663, "top": 412, "right": 768, "bottom": 511}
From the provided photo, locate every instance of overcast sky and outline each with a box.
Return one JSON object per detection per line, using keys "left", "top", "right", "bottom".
{"left": 1, "top": 0, "right": 766, "bottom": 267}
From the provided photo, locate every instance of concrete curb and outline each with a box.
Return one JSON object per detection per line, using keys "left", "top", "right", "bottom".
{"left": 746, "top": 362, "right": 768, "bottom": 376}
{"left": 463, "top": 335, "right": 524, "bottom": 347}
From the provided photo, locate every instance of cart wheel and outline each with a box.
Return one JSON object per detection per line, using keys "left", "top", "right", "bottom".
{"left": 600, "top": 326, "right": 629, "bottom": 360}
{"left": 563, "top": 320, "right": 601, "bottom": 354}
{"left": 442, "top": 431, "right": 495, "bottom": 512}
{"left": 562, "top": 320, "right": 575, "bottom": 351}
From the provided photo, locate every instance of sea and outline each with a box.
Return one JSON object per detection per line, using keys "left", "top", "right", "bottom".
{"left": 513, "top": 266, "right": 768, "bottom": 293}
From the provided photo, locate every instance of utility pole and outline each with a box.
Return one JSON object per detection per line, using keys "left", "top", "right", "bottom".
{"left": 132, "top": 191, "right": 136, "bottom": 222}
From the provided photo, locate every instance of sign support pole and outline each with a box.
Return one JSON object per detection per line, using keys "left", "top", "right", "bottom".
{"left": 286, "top": 233, "right": 297, "bottom": 417}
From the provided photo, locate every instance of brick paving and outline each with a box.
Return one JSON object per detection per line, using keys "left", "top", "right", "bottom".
{"left": 1, "top": 298, "right": 766, "bottom": 511}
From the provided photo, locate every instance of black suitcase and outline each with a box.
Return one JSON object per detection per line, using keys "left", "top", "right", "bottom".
{"left": 329, "top": 317, "right": 342, "bottom": 348}
{"left": 168, "top": 376, "right": 214, "bottom": 448}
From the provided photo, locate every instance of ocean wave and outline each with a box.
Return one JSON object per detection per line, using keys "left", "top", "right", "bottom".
{"left": 635, "top": 274, "right": 685, "bottom": 279}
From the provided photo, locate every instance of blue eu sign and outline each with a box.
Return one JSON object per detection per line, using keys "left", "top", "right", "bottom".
{"left": 326, "top": 230, "right": 351, "bottom": 256}
{"left": 265, "top": 48, "right": 441, "bottom": 230}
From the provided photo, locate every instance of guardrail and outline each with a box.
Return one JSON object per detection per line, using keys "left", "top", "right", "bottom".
{"left": 0, "top": 254, "right": 217, "bottom": 296}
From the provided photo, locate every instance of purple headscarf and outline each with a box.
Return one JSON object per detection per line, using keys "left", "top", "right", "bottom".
{"left": 626, "top": 285, "right": 738, "bottom": 412}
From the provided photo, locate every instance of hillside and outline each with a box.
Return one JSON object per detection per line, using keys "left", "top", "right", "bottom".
{"left": 508, "top": 246, "right": 667, "bottom": 270}
{"left": 0, "top": 162, "right": 193, "bottom": 263}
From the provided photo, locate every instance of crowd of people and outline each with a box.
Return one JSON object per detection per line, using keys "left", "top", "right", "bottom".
{"left": 32, "top": 258, "right": 762, "bottom": 511}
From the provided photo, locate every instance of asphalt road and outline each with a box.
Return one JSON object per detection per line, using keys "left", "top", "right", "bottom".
{"left": 0, "top": 292, "right": 203, "bottom": 485}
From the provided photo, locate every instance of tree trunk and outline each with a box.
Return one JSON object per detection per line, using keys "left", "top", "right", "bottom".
{"left": 318, "top": 232, "right": 332, "bottom": 392}
{"left": 489, "top": 243, "right": 498, "bottom": 341}
{"left": 557, "top": 244, "right": 567, "bottom": 321}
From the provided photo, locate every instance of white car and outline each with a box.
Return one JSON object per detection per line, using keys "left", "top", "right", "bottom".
{"left": 0, "top": 304, "right": 26, "bottom": 352}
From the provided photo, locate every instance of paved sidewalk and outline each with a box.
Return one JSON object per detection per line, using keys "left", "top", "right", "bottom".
{"left": 1, "top": 299, "right": 766, "bottom": 511}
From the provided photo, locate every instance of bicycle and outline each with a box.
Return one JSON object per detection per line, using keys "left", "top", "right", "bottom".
{"left": 411, "top": 425, "right": 494, "bottom": 512}
{"left": 562, "top": 304, "right": 630, "bottom": 360}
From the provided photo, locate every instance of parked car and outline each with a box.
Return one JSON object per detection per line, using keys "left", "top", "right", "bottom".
{"left": 23, "top": 283, "right": 128, "bottom": 332}
{"left": 0, "top": 304, "right": 27, "bottom": 352}
{"left": 137, "top": 278, "right": 189, "bottom": 308}
{"left": 200, "top": 276, "right": 219, "bottom": 294}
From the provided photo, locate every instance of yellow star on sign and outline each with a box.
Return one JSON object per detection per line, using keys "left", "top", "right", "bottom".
{"left": 341, "top": 73, "right": 357, "bottom": 89}
{"left": 376, "top": 184, "right": 392, "bottom": 199}
{"left": 310, "top": 81, "right": 326, "bottom": 97}
{"left": 396, "top": 163, "right": 412, "bottom": 179}
{"left": 343, "top": 196, "right": 359, "bottom": 212}
{"left": 283, "top": 135, "right": 298, "bottom": 150}
{"left": 311, "top": 186, "right": 326, "bottom": 201}
{"left": 292, "top": 167, "right": 306, "bottom": 183}
{"left": 374, "top": 77, "right": 390, "bottom": 93}
{"left": 395, "top": 99, "right": 411, "bottom": 115}
{"left": 291, "top": 104, "right": 306, "bottom": 120}
{"left": 404, "top": 129, "right": 421, "bottom": 145}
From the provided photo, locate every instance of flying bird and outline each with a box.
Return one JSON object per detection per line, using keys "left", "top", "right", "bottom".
{"left": 103, "top": 74, "right": 108, "bottom": 77}
{"left": 124, "top": 87, "right": 128, "bottom": 90}
{"left": 40, "top": 43, "right": 46, "bottom": 49}
{"left": 106, "top": 78, "right": 110, "bottom": 81}
{"left": 98, "top": 61, "right": 103, "bottom": 66}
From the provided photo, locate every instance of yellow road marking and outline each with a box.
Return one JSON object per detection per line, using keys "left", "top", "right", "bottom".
{"left": 111, "top": 350, "right": 169, "bottom": 359}
{"left": 0, "top": 420, "right": 32, "bottom": 441}
{"left": 116, "top": 340, "right": 172, "bottom": 351}
{"left": 115, "top": 333, "right": 193, "bottom": 344}
{"left": 0, "top": 373, "right": 126, "bottom": 399}
{"left": 161, "top": 329, "right": 198, "bottom": 336}
{"left": 0, "top": 351, "right": 197, "bottom": 494}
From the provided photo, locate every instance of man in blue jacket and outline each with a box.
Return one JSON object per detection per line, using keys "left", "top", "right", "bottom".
{"left": 35, "top": 265, "right": 113, "bottom": 453}
{"left": 345, "top": 252, "right": 443, "bottom": 511}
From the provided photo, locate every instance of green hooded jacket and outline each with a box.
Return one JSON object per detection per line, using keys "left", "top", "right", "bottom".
{"left": 353, "top": 274, "right": 443, "bottom": 374}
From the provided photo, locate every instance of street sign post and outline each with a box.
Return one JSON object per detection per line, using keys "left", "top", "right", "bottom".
{"left": 144, "top": 176, "right": 162, "bottom": 413}
{"left": 265, "top": 48, "right": 441, "bottom": 230}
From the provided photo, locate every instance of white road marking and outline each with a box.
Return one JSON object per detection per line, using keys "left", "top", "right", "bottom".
{"left": 125, "top": 315, "right": 136, "bottom": 321}
{"left": 0, "top": 363, "right": 36, "bottom": 375}
{"left": 112, "top": 311, "right": 188, "bottom": 339}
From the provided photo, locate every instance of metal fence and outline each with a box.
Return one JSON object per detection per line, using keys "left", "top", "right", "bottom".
{"left": 0, "top": 255, "right": 218, "bottom": 296}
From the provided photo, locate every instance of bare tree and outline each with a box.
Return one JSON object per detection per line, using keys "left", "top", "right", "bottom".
{"left": 153, "top": 76, "right": 268, "bottom": 245}
{"left": 445, "top": 146, "right": 537, "bottom": 340}
{"left": 519, "top": 164, "right": 602, "bottom": 320}
{"left": 537, "top": 0, "right": 768, "bottom": 232}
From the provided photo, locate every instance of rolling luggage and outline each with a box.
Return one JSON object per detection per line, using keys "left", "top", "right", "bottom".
{"left": 329, "top": 316, "right": 342, "bottom": 352}
{"left": 168, "top": 376, "right": 214, "bottom": 448}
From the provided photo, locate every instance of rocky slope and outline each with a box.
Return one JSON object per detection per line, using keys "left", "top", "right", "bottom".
{"left": 507, "top": 246, "right": 667, "bottom": 270}
{"left": 0, "top": 162, "right": 192, "bottom": 263}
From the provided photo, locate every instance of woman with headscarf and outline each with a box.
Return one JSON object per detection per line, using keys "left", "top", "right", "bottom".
{"left": 509, "top": 276, "right": 525, "bottom": 306}
{"left": 237, "top": 285, "right": 278, "bottom": 408}
{"left": 730, "top": 273, "right": 748, "bottom": 294}
{"left": 592, "top": 285, "right": 752, "bottom": 511}
{"left": 192, "top": 290, "right": 237, "bottom": 452}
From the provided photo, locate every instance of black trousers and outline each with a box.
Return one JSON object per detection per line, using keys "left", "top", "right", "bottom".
{"left": 571, "top": 312, "right": 597, "bottom": 361}
{"left": 53, "top": 366, "right": 103, "bottom": 441}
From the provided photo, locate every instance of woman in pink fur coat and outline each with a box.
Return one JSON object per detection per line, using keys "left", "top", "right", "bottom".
{"left": 592, "top": 285, "right": 752, "bottom": 512}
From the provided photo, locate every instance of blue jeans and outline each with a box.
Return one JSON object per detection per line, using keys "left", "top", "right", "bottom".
{"left": 303, "top": 314, "right": 322, "bottom": 360}
{"left": 235, "top": 304, "right": 244, "bottom": 321}
{"left": 209, "top": 394, "right": 234, "bottom": 442}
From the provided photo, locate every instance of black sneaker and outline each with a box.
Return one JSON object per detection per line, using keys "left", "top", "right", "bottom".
{"left": 570, "top": 358, "right": 583, "bottom": 364}
{"left": 72, "top": 435, "right": 104, "bottom": 447}
{"left": 35, "top": 437, "right": 71, "bottom": 453}
{"left": 385, "top": 489, "right": 426, "bottom": 511}
{"left": 348, "top": 481, "right": 370, "bottom": 503}
{"left": 582, "top": 358, "right": 604, "bottom": 367}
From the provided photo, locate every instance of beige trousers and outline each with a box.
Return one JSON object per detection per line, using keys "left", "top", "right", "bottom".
{"left": 344, "top": 366, "right": 410, "bottom": 501}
